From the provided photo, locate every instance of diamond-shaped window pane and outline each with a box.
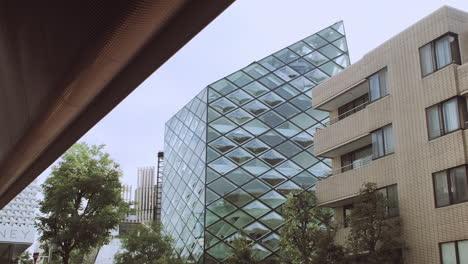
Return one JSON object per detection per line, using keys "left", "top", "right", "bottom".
{"left": 332, "top": 21, "right": 345, "bottom": 34}
{"left": 210, "top": 117, "right": 237, "bottom": 134}
{"left": 275, "top": 141, "right": 301, "bottom": 159}
{"left": 318, "top": 27, "right": 342, "bottom": 42}
{"left": 226, "top": 90, "right": 253, "bottom": 105}
{"left": 244, "top": 222, "right": 270, "bottom": 240}
{"left": 308, "top": 161, "right": 331, "bottom": 178}
{"left": 275, "top": 160, "right": 302, "bottom": 177}
{"left": 207, "top": 200, "right": 237, "bottom": 218}
{"left": 259, "top": 191, "right": 286, "bottom": 208}
{"left": 305, "top": 69, "right": 329, "bottom": 84}
{"left": 260, "top": 170, "right": 287, "bottom": 187}
{"left": 259, "top": 93, "right": 285, "bottom": 108}
{"left": 226, "top": 148, "right": 254, "bottom": 165}
{"left": 259, "top": 74, "right": 284, "bottom": 89}
{"left": 252, "top": 244, "right": 271, "bottom": 260}
{"left": 210, "top": 79, "right": 237, "bottom": 95}
{"left": 262, "top": 233, "right": 281, "bottom": 251}
{"left": 292, "top": 171, "right": 318, "bottom": 189}
{"left": 274, "top": 104, "right": 301, "bottom": 119}
{"left": 275, "top": 121, "right": 301, "bottom": 137}
{"left": 208, "top": 177, "right": 237, "bottom": 196}
{"left": 243, "top": 139, "right": 270, "bottom": 155}
{"left": 208, "top": 127, "right": 221, "bottom": 142}
{"left": 207, "top": 241, "right": 232, "bottom": 259}
{"left": 224, "top": 189, "right": 254, "bottom": 207}
{"left": 334, "top": 54, "right": 350, "bottom": 68}
{"left": 206, "top": 188, "right": 220, "bottom": 205}
{"left": 292, "top": 132, "right": 314, "bottom": 148}
{"left": 225, "top": 210, "right": 254, "bottom": 229}
{"left": 274, "top": 84, "right": 299, "bottom": 100}
{"left": 243, "top": 179, "right": 270, "bottom": 198}
{"left": 259, "top": 112, "right": 285, "bottom": 128}
{"left": 206, "top": 210, "right": 220, "bottom": 226}
{"left": 243, "top": 119, "right": 269, "bottom": 136}
{"left": 289, "top": 58, "right": 315, "bottom": 74}
{"left": 260, "top": 150, "right": 286, "bottom": 166}
{"left": 226, "top": 168, "right": 254, "bottom": 186}
{"left": 303, "top": 34, "right": 328, "bottom": 49}
{"left": 259, "top": 130, "right": 285, "bottom": 147}
{"left": 208, "top": 89, "right": 222, "bottom": 102}
{"left": 207, "top": 147, "right": 221, "bottom": 163}
{"left": 243, "top": 159, "right": 270, "bottom": 176}
{"left": 210, "top": 137, "right": 236, "bottom": 153}
{"left": 227, "top": 128, "right": 253, "bottom": 144}
{"left": 320, "top": 61, "right": 343, "bottom": 76}
{"left": 227, "top": 71, "right": 254, "bottom": 87}
{"left": 290, "top": 94, "right": 312, "bottom": 111}
{"left": 243, "top": 63, "right": 269, "bottom": 79}
{"left": 290, "top": 77, "right": 315, "bottom": 93}
{"left": 319, "top": 44, "right": 343, "bottom": 59}
{"left": 208, "top": 107, "right": 221, "bottom": 122}
{"left": 289, "top": 41, "right": 313, "bottom": 56}
{"left": 274, "top": 48, "right": 299, "bottom": 64}
{"left": 274, "top": 66, "right": 299, "bottom": 82}
{"left": 243, "top": 100, "right": 269, "bottom": 116}
{"left": 242, "top": 200, "right": 270, "bottom": 218}
{"left": 333, "top": 37, "right": 348, "bottom": 52}
{"left": 304, "top": 51, "right": 328, "bottom": 66}
{"left": 243, "top": 81, "right": 269, "bottom": 97}
{"left": 291, "top": 113, "right": 318, "bottom": 130}
{"left": 259, "top": 56, "right": 284, "bottom": 71}
{"left": 277, "top": 181, "right": 301, "bottom": 196}
{"left": 208, "top": 157, "right": 237, "bottom": 174}
{"left": 211, "top": 98, "right": 236, "bottom": 114}
{"left": 226, "top": 109, "right": 253, "bottom": 125}
{"left": 260, "top": 212, "right": 284, "bottom": 230}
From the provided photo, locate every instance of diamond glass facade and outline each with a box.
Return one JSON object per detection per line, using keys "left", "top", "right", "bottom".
{"left": 162, "top": 21, "right": 350, "bottom": 263}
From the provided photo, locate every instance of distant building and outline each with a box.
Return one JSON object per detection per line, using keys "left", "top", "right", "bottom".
{"left": 0, "top": 182, "right": 39, "bottom": 263}
{"left": 135, "top": 167, "right": 156, "bottom": 223}
{"left": 155, "top": 152, "right": 164, "bottom": 224}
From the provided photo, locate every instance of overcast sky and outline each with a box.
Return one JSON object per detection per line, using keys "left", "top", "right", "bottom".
{"left": 37, "top": 0, "right": 468, "bottom": 189}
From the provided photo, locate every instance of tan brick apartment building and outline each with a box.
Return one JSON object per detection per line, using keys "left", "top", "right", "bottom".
{"left": 311, "top": 6, "right": 468, "bottom": 263}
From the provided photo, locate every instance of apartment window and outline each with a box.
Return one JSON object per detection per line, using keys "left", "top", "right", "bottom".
{"left": 440, "top": 240, "right": 468, "bottom": 264}
{"left": 341, "top": 145, "right": 372, "bottom": 172}
{"left": 343, "top": 205, "right": 353, "bottom": 228}
{"left": 377, "top": 184, "right": 400, "bottom": 217}
{"left": 338, "top": 94, "right": 368, "bottom": 120}
{"left": 372, "top": 124, "right": 394, "bottom": 159}
{"left": 368, "top": 68, "right": 388, "bottom": 102}
{"left": 433, "top": 165, "right": 468, "bottom": 207}
{"left": 419, "top": 33, "right": 461, "bottom": 77}
{"left": 426, "top": 97, "right": 467, "bottom": 139}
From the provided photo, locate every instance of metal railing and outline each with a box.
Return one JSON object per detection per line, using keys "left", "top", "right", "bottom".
{"left": 319, "top": 155, "right": 373, "bottom": 179}
{"left": 317, "top": 101, "right": 368, "bottom": 130}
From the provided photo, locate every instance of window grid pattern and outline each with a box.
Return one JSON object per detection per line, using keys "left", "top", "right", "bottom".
{"left": 163, "top": 21, "right": 350, "bottom": 263}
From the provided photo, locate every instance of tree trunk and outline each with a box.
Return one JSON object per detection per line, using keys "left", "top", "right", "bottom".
{"left": 62, "top": 251, "right": 70, "bottom": 264}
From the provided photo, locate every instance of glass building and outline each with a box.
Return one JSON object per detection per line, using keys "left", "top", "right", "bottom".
{"left": 162, "top": 21, "right": 350, "bottom": 263}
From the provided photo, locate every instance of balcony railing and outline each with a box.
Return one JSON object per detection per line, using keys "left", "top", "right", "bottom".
{"left": 317, "top": 101, "right": 368, "bottom": 130}
{"left": 319, "top": 155, "right": 373, "bottom": 179}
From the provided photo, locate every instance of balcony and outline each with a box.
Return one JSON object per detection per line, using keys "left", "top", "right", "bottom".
{"left": 323, "top": 155, "right": 373, "bottom": 178}
{"left": 316, "top": 153, "right": 396, "bottom": 206}
{"left": 319, "top": 100, "right": 368, "bottom": 128}
{"left": 314, "top": 95, "right": 392, "bottom": 158}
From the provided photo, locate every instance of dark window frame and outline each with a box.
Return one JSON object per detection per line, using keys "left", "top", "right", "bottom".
{"left": 419, "top": 32, "right": 461, "bottom": 77}
{"left": 439, "top": 239, "right": 467, "bottom": 264}
{"left": 371, "top": 124, "right": 395, "bottom": 160}
{"left": 377, "top": 184, "right": 400, "bottom": 218}
{"left": 343, "top": 205, "right": 353, "bottom": 228}
{"left": 426, "top": 96, "right": 467, "bottom": 140}
{"left": 368, "top": 67, "right": 389, "bottom": 103}
{"left": 432, "top": 165, "right": 468, "bottom": 208}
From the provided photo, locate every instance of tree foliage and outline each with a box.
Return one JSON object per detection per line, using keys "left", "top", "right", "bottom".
{"left": 36, "top": 142, "right": 128, "bottom": 264}
{"left": 17, "top": 251, "right": 33, "bottom": 264}
{"left": 280, "top": 191, "right": 345, "bottom": 264}
{"left": 114, "top": 221, "right": 183, "bottom": 264}
{"left": 347, "top": 183, "right": 402, "bottom": 263}
{"left": 226, "top": 232, "right": 257, "bottom": 264}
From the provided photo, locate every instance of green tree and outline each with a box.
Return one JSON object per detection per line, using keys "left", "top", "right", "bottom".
{"left": 114, "top": 221, "right": 184, "bottom": 264}
{"left": 280, "top": 191, "right": 345, "bottom": 264}
{"left": 226, "top": 232, "right": 257, "bottom": 264}
{"left": 36, "top": 142, "right": 128, "bottom": 264}
{"left": 347, "top": 183, "right": 402, "bottom": 263}
{"left": 17, "top": 251, "right": 33, "bottom": 264}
